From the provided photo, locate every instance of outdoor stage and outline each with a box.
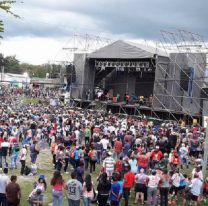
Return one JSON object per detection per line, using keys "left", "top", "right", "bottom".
{"left": 72, "top": 98, "right": 200, "bottom": 125}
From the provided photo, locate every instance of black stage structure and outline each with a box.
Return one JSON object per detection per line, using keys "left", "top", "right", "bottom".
{"left": 69, "top": 40, "right": 206, "bottom": 124}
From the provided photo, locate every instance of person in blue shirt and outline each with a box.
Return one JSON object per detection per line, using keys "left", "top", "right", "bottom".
{"left": 74, "top": 147, "right": 80, "bottom": 168}
{"left": 123, "top": 142, "right": 130, "bottom": 157}
{"left": 110, "top": 173, "right": 121, "bottom": 206}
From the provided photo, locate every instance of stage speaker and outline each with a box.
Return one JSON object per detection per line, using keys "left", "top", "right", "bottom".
{"left": 66, "top": 64, "right": 76, "bottom": 85}
{"left": 180, "top": 66, "right": 190, "bottom": 91}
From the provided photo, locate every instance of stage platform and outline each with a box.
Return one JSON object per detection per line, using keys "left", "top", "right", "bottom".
{"left": 72, "top": 98, "right": 201, "bottom": 124}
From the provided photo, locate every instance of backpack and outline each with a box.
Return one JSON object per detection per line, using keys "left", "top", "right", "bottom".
{"left": 14, "top": 143, "right": 20, "bottom": 152}
{"left": 24, "top": 166, "right": 31, "bottom": 176}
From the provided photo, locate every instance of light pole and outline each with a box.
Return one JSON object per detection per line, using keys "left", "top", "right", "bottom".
{"left": 23, "top": 72, "right": 28, "bottom": 94}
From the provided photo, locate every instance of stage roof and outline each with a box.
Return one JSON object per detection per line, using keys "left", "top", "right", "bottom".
{"left": 88, "top": 40, "right": 168, "bottom": 59}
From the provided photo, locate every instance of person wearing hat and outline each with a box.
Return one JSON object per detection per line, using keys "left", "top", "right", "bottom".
{"left": 150, "top": 146, "right": 163, "bottom": 169}
{"left": 34, "top": 175, "right": 47, "bottom": 206}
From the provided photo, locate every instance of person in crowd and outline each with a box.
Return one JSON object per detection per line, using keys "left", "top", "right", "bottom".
{"left": 83, "top": 174, "right": 94, "bottom": 206}
{"left": 89, "top": 146, "right": 97, "bottom": 173}
{"left": 97, "top": 172, "right": 111, "bottom": 206}
{"left": 85, "top": 126, "right": 91, "bottom": 145}
{"left": 183, "top": 174, "right": 203, "bottom": 206}
{"left": 146, "top": 169, "right": 160, "bottom": 206}
{"left": 113, "top": 138, "right": 123, "bottom": 159}
{"left": 150, "top": 146, "right": 163, "bottom": 169}
{"left": 128, "top": 156, "right": 137, "bottom": 174}
{"left": 10, "top": 141, "right": 19, "bottom": 169}
{"left": 134, "top": 168, "right": 147, "bottom": 205}
{"left": 169, "top": 169, "right": 184, "bottom": 204}
{"left": 19, "top": 144, "right": 28, "bottom": 176}
{"left": 179, "top": 143, "right": 189, "bottom": 169}
{"left": 0, "top": 138, "right": 10, "bottom": 168}
{"left": 123, "top": 165, "right": 135, "bottom": 206}
{"left": 159, "top": 169, "right": 170, "bottom": 206}
{"left": 64, "top": 146, "right": 71, "bottom": 174}
{"left": 102, "top": 152, "right": 115, "bottom": 177}
{"left": 66, "top": 171, "right": 83, "bottom": 206}
{"left": 110, "top": 173, "right": 121, "bottom": 206}
{"left": 6, "top": 175, "right": 21, "bottom": 206}
{"left": 28, "top": 189, "right": 43, "bottom": 206}
{"left": 0, "top": 168, "right": 10, "bottom": 206}
{"left": 34, "top": 175, "right": 47, "bottom": 206}
{"left": 137, "top": 150, "right": 149, "bottom": 173}
{"left": 51, "top": 171, "right": 65, "bottom": 206}
{"left": 75, "top": 161, "right": 85, "bottom": 184}
{"left": 30, "top": 140, "right": 40, "bottom": 164}
{"left": 55, "top": 145, "right": 64, "bottom": 172}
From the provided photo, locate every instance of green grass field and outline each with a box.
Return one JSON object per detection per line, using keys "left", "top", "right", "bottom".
{"left": 6, "top": 149, "right": 208, "bottom": 206}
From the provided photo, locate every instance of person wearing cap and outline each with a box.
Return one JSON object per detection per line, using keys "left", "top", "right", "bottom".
{"left": 102, "top": 152, "right": 115, "bottom": 177}
{"left": 6, "top": 175, "right": 21, "bottom": 206}
{"left": 34, "top": 175, "right": 47, "bottom": 206}
{"left": 150, "top": 146, "right": 163, "bottom": 169}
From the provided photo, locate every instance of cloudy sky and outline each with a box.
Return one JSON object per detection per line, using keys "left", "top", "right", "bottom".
{"left": 0, "top": 0, "right": 207, "bottom": 64}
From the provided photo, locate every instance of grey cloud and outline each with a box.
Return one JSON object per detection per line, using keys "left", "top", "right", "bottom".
{"left": 3, "top": 0, "right": 208, "bottom": 40}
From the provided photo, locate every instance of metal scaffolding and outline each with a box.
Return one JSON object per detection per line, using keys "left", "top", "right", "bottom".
{"left": 153, "top": 29, "right": 208, "bottom": 123}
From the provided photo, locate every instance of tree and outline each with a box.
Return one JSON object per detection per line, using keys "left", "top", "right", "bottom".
{"left": 4, "top": 55, "right": 21, "bottom": 73}
{"left": 0, "top": 0, "right": 20, "bottom": 36}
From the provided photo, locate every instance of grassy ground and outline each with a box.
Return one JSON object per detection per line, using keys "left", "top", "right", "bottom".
{"left": 7, "top": 148, "right": 208, "bottom": 206}
{"left": 22, "top": 97, "right": 42, "bottom": 105}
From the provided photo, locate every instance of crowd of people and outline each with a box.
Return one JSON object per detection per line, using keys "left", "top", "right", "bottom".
{"left": 0, "top": 86, "right": 208, "bottom": 206}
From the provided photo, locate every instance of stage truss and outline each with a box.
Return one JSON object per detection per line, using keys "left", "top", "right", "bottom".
{"left": 153, "top": 29, "right": 208, "bottom": 123}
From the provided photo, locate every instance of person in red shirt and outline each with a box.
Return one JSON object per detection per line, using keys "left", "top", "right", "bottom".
{"left": 137, "top": 151, "right": 149, "bottom": 173}
{"left": 114, "top": 156, "right": 123, "bottom": 173}
{"left": 151, "top": 146, "right": 163, "bottom": 169}
{"left": 203, "top": 178, "right": 208, "bottom": 198}
{"left": 123, "top": 165, "right": 135, "bottom": 206}
{"left": 114, "top": 138, "right": 123, "bottom": 159}
{"left": 170, "top": 150, "right": 180, "bottom": 171}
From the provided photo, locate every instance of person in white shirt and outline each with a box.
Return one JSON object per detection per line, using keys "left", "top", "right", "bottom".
{"left": 146, "top": 170, "right": 160, "bottom": 206}
{"left": 192, "top": 165, "right": 203, "bottom": 181}
{"left": 100, "top": 137, "right": 109, "bottom": 151}
{"left": 170, "top": 169, "right": 183, "bottom": 198}
{"left": 183, "top": 174, "right": 203, "bottom": 206}
{"left": 0, "top": 168, "right": 10, "bottom": 206}
{"left": 0, "top": 139, "right": 10, "bottom": 168}
{"left": 20, "top": 145, "right": 28, "bottom": 175}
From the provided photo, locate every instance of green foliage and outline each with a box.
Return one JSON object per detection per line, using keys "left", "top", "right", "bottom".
{"left": 0, "top": 0, "right": 21, "bottom": 37}
{"left": 0, "top": 53, "right": 63, "bottom": 78}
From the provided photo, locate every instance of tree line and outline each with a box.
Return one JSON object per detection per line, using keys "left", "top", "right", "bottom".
{"left": 0, "top": 54, "right": 64, "bottom": 78}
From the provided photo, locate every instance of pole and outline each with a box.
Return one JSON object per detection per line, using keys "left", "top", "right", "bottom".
{"left": 202, "top": 118, "right": 208, "bottom": 179}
